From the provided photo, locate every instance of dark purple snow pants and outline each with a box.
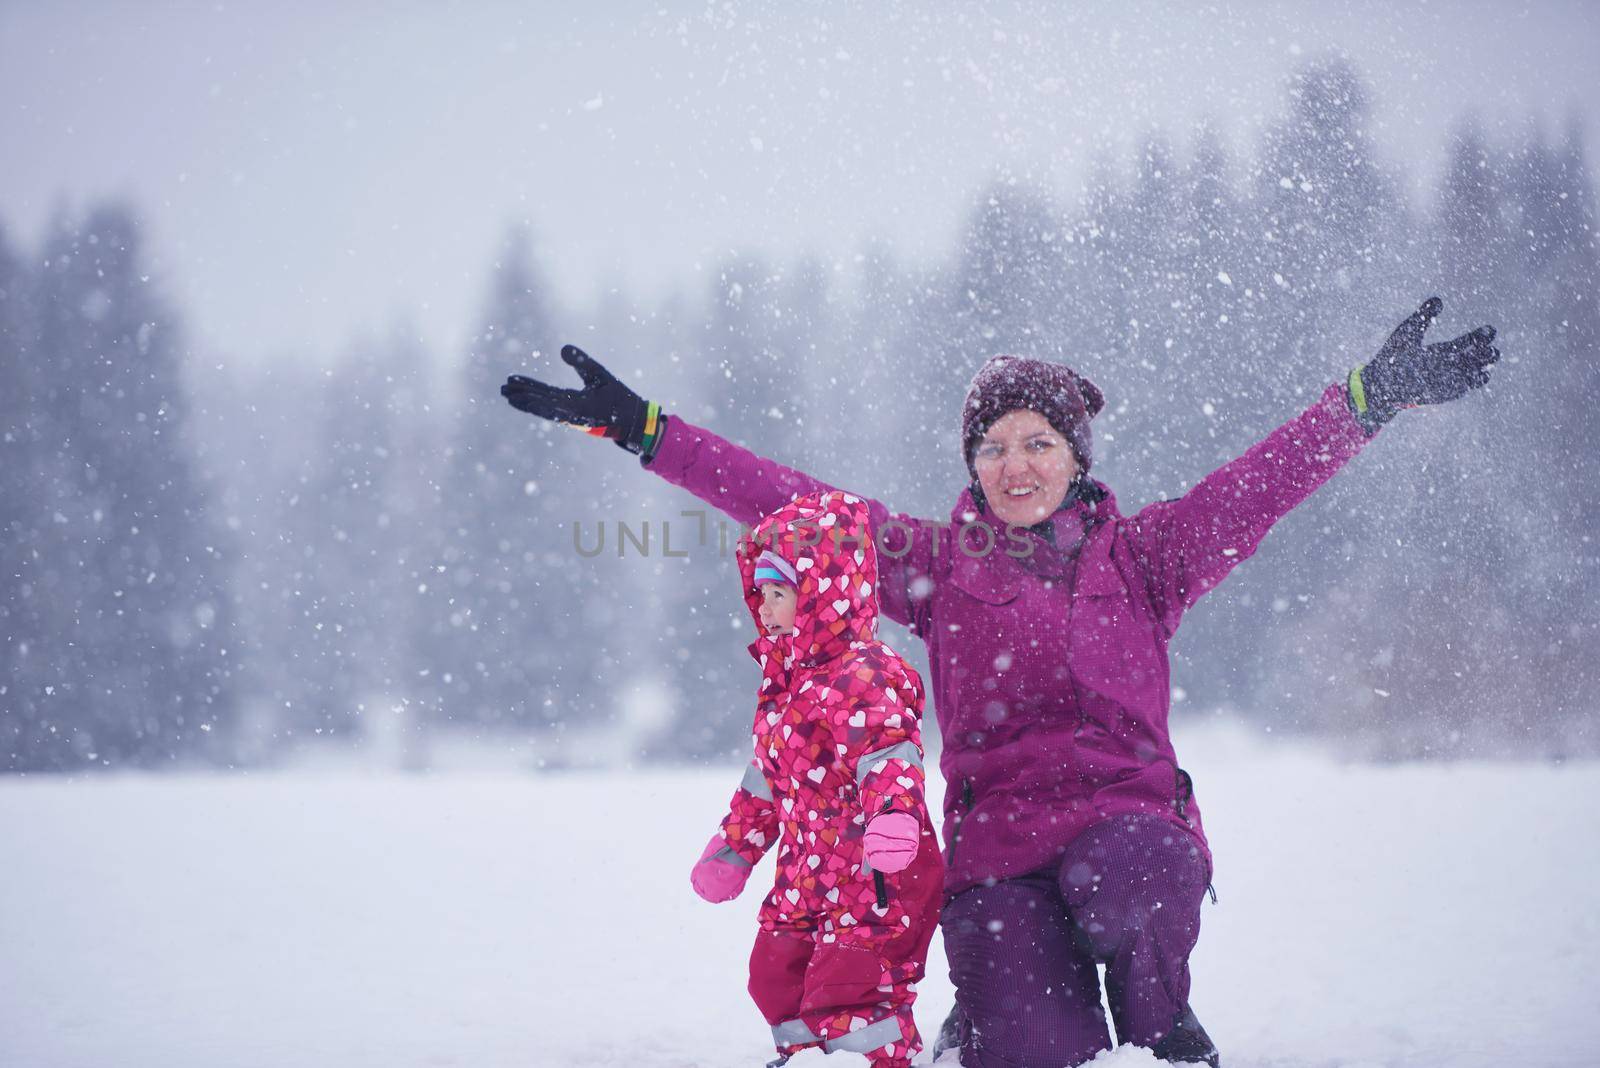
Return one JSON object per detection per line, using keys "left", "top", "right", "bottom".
{"left": 941, "top": 814, "right": 1210, "bottom": 1068}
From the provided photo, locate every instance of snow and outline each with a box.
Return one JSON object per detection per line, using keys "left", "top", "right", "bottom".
{"left": 2, "top": 723, "right": 1595, "bottom": 1067}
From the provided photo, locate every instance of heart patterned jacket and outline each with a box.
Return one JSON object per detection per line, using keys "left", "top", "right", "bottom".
{"left": 707, "top": 490, "right": 937, "bottom": 934}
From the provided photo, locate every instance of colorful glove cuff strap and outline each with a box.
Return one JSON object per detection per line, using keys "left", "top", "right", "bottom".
{"left": 638, "top": 402, "right": 664, "bottom": 459}
{"left": 1347, "top": 366, "right": 1370, "bottom": 415}
{"left": 581, "top": 399, "right": 663, "bottom": 457}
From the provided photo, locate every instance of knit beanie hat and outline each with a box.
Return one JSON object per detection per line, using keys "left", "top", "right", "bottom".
{"left": 960, "top": 354, "right": 1105, "bottom": 479}
{"left": 752, "top": 549, "right": 798, "bottom": 589}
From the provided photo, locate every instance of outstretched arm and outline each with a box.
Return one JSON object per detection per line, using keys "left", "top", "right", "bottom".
{"left": 644, "top": 416, "right": 945, "bottom": 632}
{"left": 1124, "top": 298, "right": 1500, "bottom": 634}
{"left": 501, "top": 345, "right": 947, "bottom": 633}
{"left": 1122, "top": 382, "right": 1369, "bottom": 634}
{"left": 642, "top": 414, "right": 839, "bottom": 529}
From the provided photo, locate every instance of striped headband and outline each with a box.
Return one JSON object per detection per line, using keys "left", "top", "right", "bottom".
{"left": 752, "top": 549, "right": 798, "bottom": 588}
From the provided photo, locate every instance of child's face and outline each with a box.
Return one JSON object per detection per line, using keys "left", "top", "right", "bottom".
{"left": 756, "top": 582, "right": 797, "bottom": 636}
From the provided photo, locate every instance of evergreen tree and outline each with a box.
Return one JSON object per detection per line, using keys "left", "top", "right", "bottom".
{"left": 7, "top": 205, "right": 234, "bottom": 769}
{"left": 291, "top": 325, "right": 437, "bottom": 751}
{"left": 418, "top": 225, "right": 609, "bottom": 748}
{"left": 0, "top": 222, "right": 57, "bottom": 764}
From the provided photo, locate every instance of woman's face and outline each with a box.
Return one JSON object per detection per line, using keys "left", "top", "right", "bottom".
{"left": 972, "top": 409, "right": 1080, "bottom": 527}
{"left": 756, "top": 582, "right": 797, "bottom": 636}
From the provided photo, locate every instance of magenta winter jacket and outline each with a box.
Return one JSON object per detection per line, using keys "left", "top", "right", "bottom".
{"left": 646, "top": 383, "right": 1374, "bottom": 896}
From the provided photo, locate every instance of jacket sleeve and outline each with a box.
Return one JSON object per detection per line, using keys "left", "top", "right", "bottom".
{"left": 643, "top": 416, "right": 945, "bottom": 633}
{"left": 1121, "top": 381, "right": 1375, "bottom": 635}
{"left": 831, "top": 666, "right": 929, "bottom": 823}
{"left": 714, "top": 759, "right": 780, "bottom": 867}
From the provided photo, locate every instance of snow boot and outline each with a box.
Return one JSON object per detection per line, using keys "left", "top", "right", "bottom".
{"left": 1150, "top": 1007, "right": 1220, "bottom": 1067}
{"left": 928, "top": 1002, "right": 962, "bottom": 1061}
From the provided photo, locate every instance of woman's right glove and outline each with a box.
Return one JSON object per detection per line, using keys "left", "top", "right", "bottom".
{"left": 500, "top": 344, "right": 667, "bottom": 459}
{"left": 690, "top": 834, "right": 754, "bottom": 903}
{"left": 1347, "top": 297, "right": 1500, "bottom": 434}
{"left": 862, "top": 811, "right": 921, "bottom": 874}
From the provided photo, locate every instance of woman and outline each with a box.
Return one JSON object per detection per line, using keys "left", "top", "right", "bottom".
{"left": 502, "top": 297, "right": 1500, "bottom": 1067}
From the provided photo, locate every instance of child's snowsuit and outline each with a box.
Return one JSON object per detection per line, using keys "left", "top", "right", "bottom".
{"left": 707, "top": 490, "right": 942, "bottom": 1068}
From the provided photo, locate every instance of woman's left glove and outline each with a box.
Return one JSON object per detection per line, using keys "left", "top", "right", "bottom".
{"left": 862, "top": 811, "right": 920, "bottom": 874}
{"left": 1347, "top": 297, "right": 1500, "bottom": 434}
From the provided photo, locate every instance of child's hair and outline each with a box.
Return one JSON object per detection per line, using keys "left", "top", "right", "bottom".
{"left": 752, "top": 550, "right": 797, "bottom": 589}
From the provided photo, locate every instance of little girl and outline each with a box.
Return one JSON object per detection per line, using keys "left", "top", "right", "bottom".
{"left": 690, "top": 490, "right": 942, "bottom": 1068}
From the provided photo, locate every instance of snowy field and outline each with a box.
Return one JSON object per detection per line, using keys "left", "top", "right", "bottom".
{"left": 3, "top": 723, "right": 1597, "bottom": 1068}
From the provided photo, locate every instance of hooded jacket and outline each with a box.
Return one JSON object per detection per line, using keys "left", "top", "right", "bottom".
{"left": 709, "top": 490, "right": 934, "bottom": 930}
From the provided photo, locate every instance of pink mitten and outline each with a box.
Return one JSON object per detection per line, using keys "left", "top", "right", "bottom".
{"left": 690, "top": 834, "right": 753, "bottom": 903}
{"left": 863, "top": 811, "right": 921, "bottom": 874}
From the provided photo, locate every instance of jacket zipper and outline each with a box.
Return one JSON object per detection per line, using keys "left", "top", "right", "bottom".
{"left": 869, "top": 799, "right": 895, "bottom": 909}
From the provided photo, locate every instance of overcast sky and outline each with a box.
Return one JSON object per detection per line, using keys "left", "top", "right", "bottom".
{"left": 3, "top": 0, "right": 1597, "bottom": 366}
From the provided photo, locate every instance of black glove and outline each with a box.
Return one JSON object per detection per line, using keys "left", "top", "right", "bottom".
{"left": 501, "top": 345, "right": 666, "bottom": 459}
{"left": 1348, "top": 297, "right": 1500, "bottom": 434}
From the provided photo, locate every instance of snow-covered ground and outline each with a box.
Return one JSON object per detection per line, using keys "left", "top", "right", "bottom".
{"left": 3, "top": 722, "right": 1596, "bottom": 1068}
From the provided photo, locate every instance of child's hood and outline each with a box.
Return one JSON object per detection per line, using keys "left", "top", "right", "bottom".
{"left": 737, "top": 490, "right": 880, "bottom": 670}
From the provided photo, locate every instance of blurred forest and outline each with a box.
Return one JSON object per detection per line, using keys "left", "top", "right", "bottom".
{"left": 3, "top": 58, "right": 1596, "bottom": 771}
